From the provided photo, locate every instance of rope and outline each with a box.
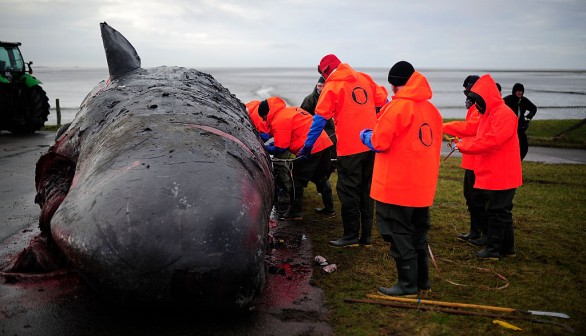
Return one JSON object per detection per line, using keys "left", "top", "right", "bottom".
{"left": 428, "top": 245, "right": 509, "bottom": 290}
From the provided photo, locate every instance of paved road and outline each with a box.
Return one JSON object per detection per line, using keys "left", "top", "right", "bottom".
{"left": 1, "top": 131, "right": 584, "bottom": 335}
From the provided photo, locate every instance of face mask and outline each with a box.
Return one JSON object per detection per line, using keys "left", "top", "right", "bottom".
{"left": 468, "top": 92, "right": 486, "bottom": 114}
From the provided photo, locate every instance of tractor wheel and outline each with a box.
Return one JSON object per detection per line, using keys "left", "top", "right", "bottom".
{"left": 23, "top": 85, "right": 51, "bottom": 133}
{"left": 4, "top": 85, "right": 50, "bottom": 134}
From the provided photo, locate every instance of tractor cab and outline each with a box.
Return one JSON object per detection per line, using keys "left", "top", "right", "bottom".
{"left": 0, "top": 42, "right": 27, "bottom": 78}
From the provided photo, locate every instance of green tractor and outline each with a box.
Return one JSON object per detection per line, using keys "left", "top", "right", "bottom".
{"left": 0, "top": 41, "right": 50, "bottom": 134}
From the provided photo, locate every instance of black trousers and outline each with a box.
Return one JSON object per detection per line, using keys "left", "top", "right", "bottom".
{"left": 376, "top": 202, "right": 430, "bottom": 261}
{"left": 482, "top": 188, "right": 516, "bottom": 223}
{"left": 463, "top": 169, "right": 484, "bottom": 208}
{"left": 481, "top": 188, "right": 516, "bottom": 252}
{"left": 518, "top": 130, "right": 528, "bottom": 161}
{"left": 463, "top": 169, "right": 486, "bottom": 236}
{"left": 292, "top": 148, "right": 332, "bottom": 189}
{"left": 336, "top": 151, "right": 374, "bottom": 230}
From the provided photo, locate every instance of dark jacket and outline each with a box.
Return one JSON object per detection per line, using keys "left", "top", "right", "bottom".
{"left": 300, "top": 86, "right": 320, "bottom": 115}
{"left": 503, "top": 83, "right": 537, "bottom": 131}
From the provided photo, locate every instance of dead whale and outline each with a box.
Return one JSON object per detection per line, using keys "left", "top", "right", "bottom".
{"left": 6, "top": 22, "right": 274, "bottom": 309}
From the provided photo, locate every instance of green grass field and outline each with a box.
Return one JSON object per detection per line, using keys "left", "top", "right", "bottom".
{"left": 300, "top": 157, "right": 585, "bottom": 335}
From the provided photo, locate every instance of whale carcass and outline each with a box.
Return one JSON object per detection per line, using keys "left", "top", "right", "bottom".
{"left": 9, "top": 22, "right": 274, "bottom": 308}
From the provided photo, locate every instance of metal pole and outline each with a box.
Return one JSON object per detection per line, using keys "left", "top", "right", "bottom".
{"left": 344, "top": 298, "right": 575, "bottom": 333}
{"left": 366, "top": 294, "right": 570, "bottom": 319}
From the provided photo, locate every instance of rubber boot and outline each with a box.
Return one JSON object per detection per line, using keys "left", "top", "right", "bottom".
{"left": 359, "top": 201, "right": 374, "bottom": 247}
{"left": 279, "top": 187, "right": 303, "bottom": 221}
{"left": 359, "top": 217, "right": 373, "bottom": 247}
{"left": 416, "top": 249, "right": 430, "bottom": 292}
{"left": 467, "top": 206, "right": 488, "bottom": 246}
{"left": 316, "top": 181, "right": 335, "bottom": 215}
{"left": 475, "top": 214, "right": 505, "bottom": 260}
{"left": 329, "top": 220, "right": 359, "bottom": 247}
{"left": 500, "top": 222, "right": 516, "bottom": 257}
{"left": 378, "top": 258, "right": 418, "bottom": 297}
{"left": 457, "top": 206, "right": 483, "bottom": 242}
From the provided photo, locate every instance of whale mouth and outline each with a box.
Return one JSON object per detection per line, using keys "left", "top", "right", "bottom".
{"left": 35, "top": 151, "right": 77, "bottom": 233}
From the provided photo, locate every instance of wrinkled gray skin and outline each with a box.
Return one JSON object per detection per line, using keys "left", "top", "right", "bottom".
{"left": 37, "top": 23, "right": 274, "bottom": 308}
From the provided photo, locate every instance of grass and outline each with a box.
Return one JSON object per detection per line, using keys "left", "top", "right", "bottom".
{"left": 299, "top": 157, "right": 586, "bottom": 335}
{"left": 526, "top": 119, "right": 586, "bottom": 148}
{"left": 42, "top": 124, "right": 61, "bottom": 132}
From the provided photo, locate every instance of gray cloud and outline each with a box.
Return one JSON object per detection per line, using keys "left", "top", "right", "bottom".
{"left": 2, "top": 0, "right": 585, "bottom": 69}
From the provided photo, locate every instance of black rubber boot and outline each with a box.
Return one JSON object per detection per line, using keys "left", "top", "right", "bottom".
{"left": 358, "top": 207, "right": 373, "bottom": 247}
{"left": 475, "top": 214, "right": 505, "bottom": 260}
{"left": 329, "top": 220, "right": 359, "bottom": 247}
{"left": 279, "top": 187, "right": 303, "bottom": 221}
{"left": 457, "top": 206, "right": 484, "bottom": 242}
{"left": 467, "top": 236, "right": 487, "bottom": 247}
{"left": 359, "top": 220, "right": 373, "bottom": 247}
{"left": 316, "top": 181, "right": 335, "bottom": 215}
{"left": 500, "top": 222, "right": 516, "bottom": 257}
{"left": 328, "top": 237, "right": 359, "bottom": 247}
{"left": 416, "top": 249, "right": 430, "bottom": 291}
{"left": 378, "top": 258, "right": 418, "bottom": 297}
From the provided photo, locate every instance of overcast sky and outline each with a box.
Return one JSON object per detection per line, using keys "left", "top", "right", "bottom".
{"left": 2, "top": 0, "right": 585, "bottom": 70}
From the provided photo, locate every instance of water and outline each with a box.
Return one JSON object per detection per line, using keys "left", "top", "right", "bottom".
{"left": 35, "top": 67, "right": 586, "bottom": 125}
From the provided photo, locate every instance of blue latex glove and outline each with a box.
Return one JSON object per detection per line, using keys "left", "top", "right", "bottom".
{"left": 304, "top": 114, "right": 328, "bottom": 148}
{"left": 360, "top": 129, "right": 381, "bottom": 152}
{"left": 297, "top": 145, "right": 313, "bottom": 160}
{"left": 259, "top": 132, "right": 270, "bottom": 142}
{"left": 265, "top": 142, "right": 288, "bottom": 155}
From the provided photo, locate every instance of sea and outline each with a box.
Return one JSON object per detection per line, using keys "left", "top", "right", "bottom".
{"left": 34, "top": 67, "right": 586, "bottom": 126}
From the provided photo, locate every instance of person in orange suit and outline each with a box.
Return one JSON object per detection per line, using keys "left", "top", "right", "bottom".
{"left": 443, "top": 75, "right": 489, "bottom": 247}
{"left": 455, "top": 74, "right": 523, "bottom": 260}
{"left": 361, "top": 61, "right": 443, "bottom": 296}
{"left": 245, "top": 100, "right": 270, "bottom": 142}
{"left": 258, "top": 97, "right": 334, "bottom": 221}
{"left": 300, "top": 77, "right": 336, "bottom": 215}
{"left": 301, "top": 54, "right": 388, "bottom": 248}
{"left": 246, "top": 100, "right": 292, "bottom": 213}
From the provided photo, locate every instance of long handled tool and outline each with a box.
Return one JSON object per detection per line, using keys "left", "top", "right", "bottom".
{"left": 366, "top": 294, "right": 570, "bottom": 319}
{"left": 443, "top": 140, "right": 458, "bottom": 161}
{"left": 345, "top": 298, "right": 575, "bottom": 333}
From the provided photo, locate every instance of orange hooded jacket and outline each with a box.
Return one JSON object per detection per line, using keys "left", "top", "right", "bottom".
{"left": 442, "top": 106, "right": 480, "bottom": 170}
{"left": 245, "top": 100, "right": 270, "bottom": 134}
{"left": 315, "top": 63, "right": 388, "bottom": 156}
{"left": 265, "top": 97, "right": 332, "bottom": 155}
{"left": 457, "top": 74, "right": 522, "bottom": 190}
{"left": 369, "top": 71, "right": 443, "bottom": 207}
